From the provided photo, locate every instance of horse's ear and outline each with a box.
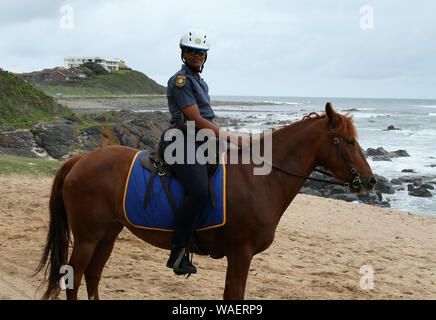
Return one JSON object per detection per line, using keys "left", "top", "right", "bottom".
{"left": 325, "top": 102, "right": 340, "bottom": 128}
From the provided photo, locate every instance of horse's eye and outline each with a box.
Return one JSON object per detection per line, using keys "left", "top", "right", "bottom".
{"left": 346, "top": 139, "right": 355, "bottom": 146}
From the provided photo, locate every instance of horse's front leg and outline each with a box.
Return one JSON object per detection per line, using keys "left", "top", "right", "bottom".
{"left": 223, "top": 249, "right": 253, "bottom": 300}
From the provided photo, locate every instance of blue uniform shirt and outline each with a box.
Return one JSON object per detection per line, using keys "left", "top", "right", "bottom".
{"left": 167, "top": 64, "right": 215, "bottom": 126}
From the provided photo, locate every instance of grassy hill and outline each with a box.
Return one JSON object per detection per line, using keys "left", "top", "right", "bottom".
{"left": 38, "top": 69, "right": 166, "bottom": 97}
{"left": 0, "top": 68, "right": 73, "bottom": 128}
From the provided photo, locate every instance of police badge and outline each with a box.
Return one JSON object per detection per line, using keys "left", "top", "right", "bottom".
{"left": 176, "top": 75, "right": 186, "bottom": 87}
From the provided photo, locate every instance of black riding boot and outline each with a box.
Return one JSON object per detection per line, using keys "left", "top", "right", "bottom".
{"left": 167, "top": 247, "right": 197, "bottom": 275}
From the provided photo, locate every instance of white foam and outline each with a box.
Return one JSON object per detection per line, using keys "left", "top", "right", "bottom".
{"left": 262, "top": 100, "right": 299, "bottom": 105}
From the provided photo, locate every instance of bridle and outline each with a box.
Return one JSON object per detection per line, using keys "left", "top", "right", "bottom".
{"left": 251, "top": 134, "right": 363, "bottom": 189}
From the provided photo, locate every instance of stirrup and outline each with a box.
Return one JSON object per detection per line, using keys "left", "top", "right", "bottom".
{"left": 173, "top": 248, "right": 196, "bottom": 277}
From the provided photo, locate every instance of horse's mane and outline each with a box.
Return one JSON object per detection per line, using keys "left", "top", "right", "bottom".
{"left": 259, "top": 111, "right": 357, "bottom": 141}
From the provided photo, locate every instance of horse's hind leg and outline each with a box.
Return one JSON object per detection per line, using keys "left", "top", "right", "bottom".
{"left": 66, "top": 240, "right": 99, "bottom": 300}
{"left": 84, "top": 222, "right": 124, "bottom": 300}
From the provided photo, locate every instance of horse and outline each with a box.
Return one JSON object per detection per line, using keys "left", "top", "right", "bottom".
{"left": 35, "top": 102, "right": 376, "bottom": 300}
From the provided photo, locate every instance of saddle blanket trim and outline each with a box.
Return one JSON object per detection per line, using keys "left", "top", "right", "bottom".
{"left": 122, "top": 151, "right": 227, "bottom": 232}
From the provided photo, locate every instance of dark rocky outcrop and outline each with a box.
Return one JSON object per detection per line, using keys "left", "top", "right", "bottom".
{"left": 0, "top": 110, "right": 171, "bottom": 161}
{"left": 374, "top": 174, "right": 395, "bottom": 194}
{"left": 364, "top": 147, "right": 410, "bottom": 161}
{"left": 0, "top": 129, "right": 40, "bottom": 158}
{"left": 30, "top": 120, "right": 79, "bottom": 159}
{"left": 407, "top": 184, "right": 433, "bottom": 197}
{"left": 366, "top": 147, "right": 389, "bottom": 157}
{"left": 299, "top": 170, "right": 391, "bottom": 208}
{"left": 389, "top": 150, "right": 410, "bottom": 158}
{"left": 384, "top": 125, "right": 401, "bottom": 131}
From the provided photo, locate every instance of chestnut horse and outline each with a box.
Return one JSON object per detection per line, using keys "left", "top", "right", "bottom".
{"left": 35, "top": 103, "right": 376, "bottom": 300}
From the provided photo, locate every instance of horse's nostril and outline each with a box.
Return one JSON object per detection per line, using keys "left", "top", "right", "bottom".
{"left": 369, "top": 176, "right": 377, "bottom": 186}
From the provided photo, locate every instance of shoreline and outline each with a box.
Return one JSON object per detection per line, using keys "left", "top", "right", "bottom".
{"left": 57, "top": 96, "right": 280, "bottom": 114}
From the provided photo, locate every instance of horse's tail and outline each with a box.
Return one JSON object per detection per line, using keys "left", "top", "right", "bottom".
{"left": 34, "top": 155, "right": 82, "bottom": 300}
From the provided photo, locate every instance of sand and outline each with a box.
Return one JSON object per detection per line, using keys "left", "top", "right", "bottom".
{"left": 0, "top": 174, "right": 435, "bottom": 300}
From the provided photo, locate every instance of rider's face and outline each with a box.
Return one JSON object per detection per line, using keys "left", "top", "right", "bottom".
{"left": 182, "top": 49, "right": 206, "bottom": 70}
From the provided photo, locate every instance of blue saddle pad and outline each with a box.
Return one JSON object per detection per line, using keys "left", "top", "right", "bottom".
{"left": 123, "top": 150, "right": 226, "bottom": 231}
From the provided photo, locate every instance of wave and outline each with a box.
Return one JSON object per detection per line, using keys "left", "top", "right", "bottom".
{"left": 262, "top": 100, "right": 299, "bottom": 105}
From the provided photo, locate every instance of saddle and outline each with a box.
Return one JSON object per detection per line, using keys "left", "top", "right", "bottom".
{"left": 139, "top": 143, "right": 221, "bottom": 214}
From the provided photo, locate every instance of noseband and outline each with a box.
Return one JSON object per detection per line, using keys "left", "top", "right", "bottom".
{"left": 321, "top": 135, "right": 363, "bottom": 189}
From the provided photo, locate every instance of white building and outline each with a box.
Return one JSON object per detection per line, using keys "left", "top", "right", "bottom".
{"left": 64, "top": 57, "right": 124, "bottom": 72}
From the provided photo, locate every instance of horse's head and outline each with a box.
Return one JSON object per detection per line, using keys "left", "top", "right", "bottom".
{"left": 317, "top": 102, "right": 376, "bottom": 193}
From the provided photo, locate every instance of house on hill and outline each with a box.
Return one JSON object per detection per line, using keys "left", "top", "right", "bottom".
{"left": 64, "top": 57, "right": 127, "bottom": 72}
{"left": 18, "top": 67, "right": 88, "bottom": 85}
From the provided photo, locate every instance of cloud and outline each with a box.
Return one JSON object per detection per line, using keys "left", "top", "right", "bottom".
{"left": 0, "top": 0, "right": 435, "bottom": 98}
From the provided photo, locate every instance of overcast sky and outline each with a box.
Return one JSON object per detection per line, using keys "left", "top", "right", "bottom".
{"left": 1, "top": 0, "right": 435, "bottom": 99}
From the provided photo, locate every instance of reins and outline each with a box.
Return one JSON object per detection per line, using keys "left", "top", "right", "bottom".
{"left": 249, "top": 133, "right": 363, "bottom": 189}
{"left": 251, "top": 152, "right": 349, "bottom": 187}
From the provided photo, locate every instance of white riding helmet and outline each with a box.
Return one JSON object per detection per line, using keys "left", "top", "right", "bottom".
{"left": 179, "top": 28, "right": 209, "bottom": 51}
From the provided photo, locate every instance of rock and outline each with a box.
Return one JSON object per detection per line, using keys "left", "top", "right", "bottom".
{"left": 407, "top": 184, "right": 433, "bottom": 197}
{"left": 366, "top": 147, "right": 389, "bottom": 156}
{"left": 357, "top": 191, "right": 380, "bottom": 204}
{"left": 0, "top": 146, "right": 37, "bottom": 158}
{"left": 399, "top": 175, "right": 423, "bottom": 183}
{"left": 80, "top": 126, "right": 121, "bottom": 152}
{"left": 380, "top": 201, "right": 391, "bottom": 208}
{"left": 31, "top": 122, "right": 79, "bottom": 159}
{"left": 384, "top": 125, "right": 401, "bottom": 131}
{"left": 374, "top": 174, "right": 395, "bottom": 194}
{"left": 329, "top": 185, "right": 348, "bottom": 195}
{"left": 330, "top": 193, "right": 359, "bottom": 202}
{"left": 365, "top": 148, "right": 410, "bottom": 160}
{"left": 372, "top": 155, "right": 392, "bottom": 161}
{"left": 299, "top": 187, "right": 322, "bottom": 197}
{"left": 376, "top": 191, "right": 383, "bottom": 201}
{"left": 422, "top": 183, "right": 434, "bottom": 190}
{"left": 390, "top": 178, "right": 403, "bottom": 185}
{"left": 0, "top": 130, "right": 39, "bottom": 158}
{"left": 401, "top": 169, "right": 415, "bottom": 173}
{"left": 62, "top": 115, "right": 82, "bottom": 124}
{"left": 389, "top": 150, "right": 410, "bottom": 158}
{"left": 394, "top": 185, "right": 405, "bottom": 191}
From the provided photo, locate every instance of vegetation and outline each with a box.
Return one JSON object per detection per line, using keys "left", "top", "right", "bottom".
{"left": 0, "top": 153, "right": 61, "bottom": 177}
{"left": 0, "top": 68, "right": 73, "bottom": 128}
{"left": 81, "top": 62, "right": 109, "bottom": 76}
{"left": 39, "top": 69, "right": 166, "bottom": 97}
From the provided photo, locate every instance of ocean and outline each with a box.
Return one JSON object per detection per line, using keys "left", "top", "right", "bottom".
{"left": 209, "top": 95, "right": 436, "bottom": 217}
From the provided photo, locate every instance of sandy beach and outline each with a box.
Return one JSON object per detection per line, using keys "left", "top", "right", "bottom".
{"left": 57, "top": 96, "right": 278, "bottom": 114}
{"left": 0, "top": 174, "right": 435, "bottom": 300}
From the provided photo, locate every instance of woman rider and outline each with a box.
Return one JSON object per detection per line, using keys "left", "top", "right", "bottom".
{"left": 159, "top": 28, "right": 248, "bottom": 275}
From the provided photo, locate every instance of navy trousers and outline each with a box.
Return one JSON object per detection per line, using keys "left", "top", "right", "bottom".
{"left": 159, "top": 129, "right": 210, "bottom": 249}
